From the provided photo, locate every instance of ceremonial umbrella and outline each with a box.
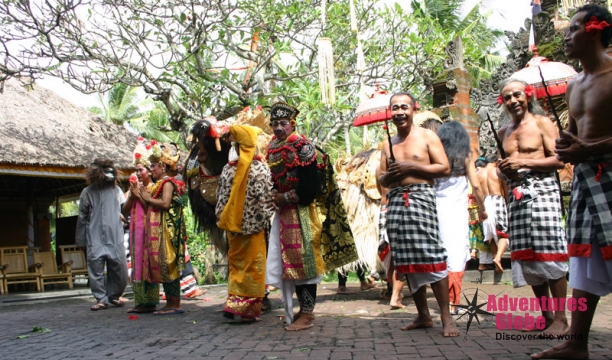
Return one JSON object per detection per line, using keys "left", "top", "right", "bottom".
{"left": 353, "top": 87, "right": 392, "bottom": 127}
{"left": 352, "top": 86, "right": 397, "bottom": 160}
{"left": 510, "top": 56, "right": 577, "bottom": 99}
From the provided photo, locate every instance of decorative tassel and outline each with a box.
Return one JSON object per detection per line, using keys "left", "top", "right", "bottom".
{"left": 356, "top": 37, "right": 366, "bottom": 73}
{"left": 317, "top": 37, "right": 336, "bottom": 104}
{"left": 350, "top": 0, "right": 358, "bottom": 32}
{"left": 321, "top": 0, "right": 326, "bottom": 27}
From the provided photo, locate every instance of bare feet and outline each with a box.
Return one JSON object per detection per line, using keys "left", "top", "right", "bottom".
{"left": 360, "top": 281, "right": 377, "bottom": 291}
{"left": 541, "top": 320, "right": 569, "bottom": 337}
{"left": 186, "top": 288, "right": 207, "bottom": 298}
{"left": 400, "top": 316, "right": 434, "bottom": 331}
{"left": 285, "top": 313, "right": 314, "bottom": 331}
{"left": 470, "top": 250, "right": 477, "bottom": 260}
{"left": 531, "top": 341, "right": 589, "bottom": 359}
{"left": 443, "top": 322, "right": 460, "bottom": 337}
{"left": 390, "top": 293, "right": 404, "bottom": 309}
{"left": 493, "top": 258, "right": 504, "bottom": 274}
{"left": 478, "top": 264, "right": 495, "bottom": 271}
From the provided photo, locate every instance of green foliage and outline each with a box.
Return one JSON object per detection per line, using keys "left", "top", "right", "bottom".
{"left": 2, "top": 0, "right": 504, "bottom": 161}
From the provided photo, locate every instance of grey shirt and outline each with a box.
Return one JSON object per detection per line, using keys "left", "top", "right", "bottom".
{"left": 75, "top": 185, "right": 126, "bottom": 249}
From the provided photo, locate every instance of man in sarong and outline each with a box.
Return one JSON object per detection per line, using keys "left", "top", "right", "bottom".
{"left": 139, "top": 143, "right": 187, "bottom": 316}
{"left": 497, "top": 79, "right": 568, "bottom": 337}
{"left": 76, "top": 159, "right": 129, "bottom": 311}
{"left": 478, "top": 155, "right": 509, "bottom": 274}
{"left": 378, "top": 93, "right": 459, "bottom": 337}
{"left": 216, "top": 124, "right": 274, "bottom": 322}
{"left": 122, "top": 139, "right": 159, "bottom": 313}
{"left": 265, "top": 101, "right": 358, "bottom": 331}
{"left": 532, "top": 4, "right": 612, "bottom": 359}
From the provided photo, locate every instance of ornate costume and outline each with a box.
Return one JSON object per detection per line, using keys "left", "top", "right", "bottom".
{"left": 184, "top": 118, "right": 231, "bottom": 255}
{"left": 144, "top": 144, "right": 187, "bottom": 300}
{"left": 265, "top": 103, "right": 357, "bottom": 326}
{"left": 216, "top": 125, "right": 274, "bottom": 319}
{"left": 128, "top": 139, "right": 160, "bottom": 308}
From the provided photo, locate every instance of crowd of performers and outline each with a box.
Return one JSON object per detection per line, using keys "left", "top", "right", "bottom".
{"left": 75, "top": 3, "right": 612, "bottom": 358}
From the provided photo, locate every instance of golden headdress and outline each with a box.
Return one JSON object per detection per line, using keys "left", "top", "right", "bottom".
{"left": 149, "top": 142, "right": 181, "bottom": 171}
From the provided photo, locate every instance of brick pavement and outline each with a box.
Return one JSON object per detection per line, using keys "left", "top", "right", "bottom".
{"left": 1, "top": 281, "right": 612, "bottom": 359}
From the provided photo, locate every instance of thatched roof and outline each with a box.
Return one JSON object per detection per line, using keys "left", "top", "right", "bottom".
{"left": 0, "top": 78, "right": 137, "bottom": 172}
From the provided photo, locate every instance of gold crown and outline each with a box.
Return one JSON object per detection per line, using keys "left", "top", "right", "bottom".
{"left": 270, "top": 102, "right": 299, "bottom": 121}
{"left": 149, "top": 143, "right": 181, "bottom": 171}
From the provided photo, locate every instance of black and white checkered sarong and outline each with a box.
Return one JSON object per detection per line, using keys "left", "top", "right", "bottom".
{"left": 508, "top": 172, "right": 567, "bottom": 262}
{"left": 386, "top": 184, "right": 447, "bottom": 274}
{"left": 567, "top": 154, "right": 612, "bottom": 260}
{"left": 491, "top": 195, "right": 508, "bottom": 237}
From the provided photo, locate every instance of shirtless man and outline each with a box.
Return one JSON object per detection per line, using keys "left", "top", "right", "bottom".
{"left": 532, "top": 4, "right": 612, "bottom": 360}
{"left": 378, "top": 92, "right": 459, "bottom": 337}
{"left": 479, "top": 156, "right": 509, "bottom": 274}
{"left": 497, "top": 78, "right": 568, "bottom": 337}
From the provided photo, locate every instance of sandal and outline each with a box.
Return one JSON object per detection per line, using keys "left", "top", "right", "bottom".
{"left": 110, "top": 299, "right": 125, "bottom": 307}
{"left": 91, "top": 303, "right": 108, "bottom": 311}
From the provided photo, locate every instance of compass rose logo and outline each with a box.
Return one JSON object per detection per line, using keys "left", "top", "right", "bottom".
{"left": 454, "top": 288, "right": 495, "bottom": 332}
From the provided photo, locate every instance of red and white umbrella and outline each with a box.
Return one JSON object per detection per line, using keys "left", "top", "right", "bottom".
{"left": 353, "top": 87, "right": 392, "bottom": 127}
{"left": 510, "top": 56, "right": 577, "bottom": 98}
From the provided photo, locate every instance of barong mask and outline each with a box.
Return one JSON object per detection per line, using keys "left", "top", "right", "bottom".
{"left": 103, "top": 167, "right": 115, "bottom": 182}
{"left": 87, "top": 158, "right": 117, "bottom": 188}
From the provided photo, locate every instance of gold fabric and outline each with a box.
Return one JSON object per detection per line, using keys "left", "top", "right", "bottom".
{"left": 218, "top": 125, "right": 261, "bottom": 233}
{"left": 144, "top": 178, "right": 186, "bottom": 284}
{"left": 227, "top": 231, "right": 267, "bottom": 298}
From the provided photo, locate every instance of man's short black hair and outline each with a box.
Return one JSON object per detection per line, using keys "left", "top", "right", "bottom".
{"left": 389, "top": 92, "right": 417, "bottom": 108}
{"left": 575, "top": 3, "right": 612, "bottom": 48}
{"left": 486, "top": 154, "right": 498, "bottom": 163}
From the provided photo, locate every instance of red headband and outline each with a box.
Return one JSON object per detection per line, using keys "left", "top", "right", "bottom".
{"left": 585, "top": 16, "right": 611, "bottom": 32}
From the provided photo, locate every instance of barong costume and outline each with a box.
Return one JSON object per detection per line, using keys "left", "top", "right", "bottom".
{"left": 507, "top": 171, "right": 568, "bottom": 288}
{"left": 216, "top": 125, "right": 274, "bottom": 318}
{"left": 265, "top": 103, "right": 357, "bottom": 325}
{"left": 567, "top": 154, "right": 612, "bottom": 296}
{"left": 185, "top": 118, "right": 231, "bottom": 256}
{"left": 144, "top": 176, "right": 187, "bottom": 298}
{"left": 386, "top": 183, "right": 447, "bottom": 293}
{"left": 76, "top": 184, "right": 129, "bottom": 305}
{"left": 434, "top": 176, "right": 469, "bottom": 307}
{"left": 479, "top": 195, "right": 509, "bottom": 264}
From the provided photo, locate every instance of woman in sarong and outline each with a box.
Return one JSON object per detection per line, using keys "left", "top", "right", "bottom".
{"left": 122, "top": 139, "right": 159, "bottom": 313}
{"left": 433, "top": 122, "right": 486, "bottom": 314}
{"left": 139, "top": 143, "right": 187, "bottom": 315}
{"left": 216, "top": 124, "right": 274, "bottom": 322}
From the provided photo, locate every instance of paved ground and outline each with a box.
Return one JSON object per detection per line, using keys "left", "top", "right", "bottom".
{"left": 2, "top": 278, "right": 612, "bottom": 360}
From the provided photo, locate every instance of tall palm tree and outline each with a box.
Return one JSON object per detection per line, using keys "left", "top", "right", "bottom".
{"left": 89, "top": 83, "right": 176, "bottom": 143}
{"left": 410, "top": 0, "right": 505, "bottom": 85}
